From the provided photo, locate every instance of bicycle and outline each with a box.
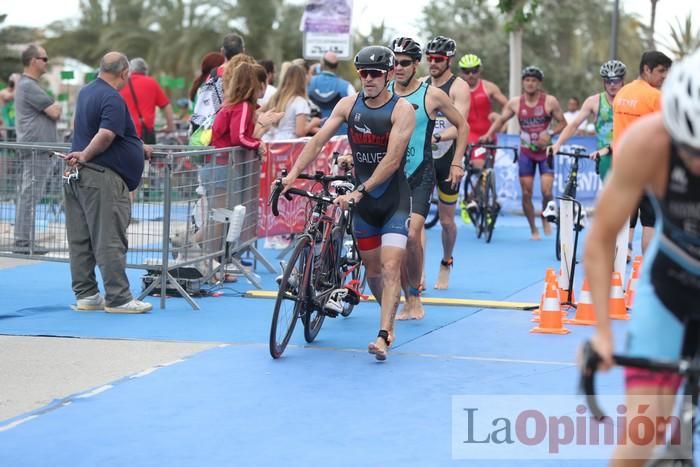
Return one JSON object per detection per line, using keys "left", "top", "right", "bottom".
{"left": 461, "top": 144, "right": 519, "bottom": 243}
{"left": 542, "top": 145, "right": 598, "bottom": 304}
{"left": 267, "top": 170, "right": 364, "bottom": 359}
{"left": 580, "top": 321, "right": 700, "bottom": 466}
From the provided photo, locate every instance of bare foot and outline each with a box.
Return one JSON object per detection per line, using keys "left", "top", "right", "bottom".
{"left": 434, "top": 264, "right": 451, "bottom": 289}
{"left": 542, "top": 220, "right": 552, "bottom": 236}
{"left": 397, "top": 295, "right": 425, "bottom": 320}
{"left": 367, "top": 334, "right": 392, "bottom": 361}
{"left": 530, "top": 229, "right": 541, "bottom": 241}
{"left": 396, "top": 303, "right": 411, "bottom": 321}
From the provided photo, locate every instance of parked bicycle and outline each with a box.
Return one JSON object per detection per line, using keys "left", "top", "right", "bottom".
{"left": 580, "top": 321, "right": 700, "bottom": 466}
{"left": 461, "top": 144, "right": 518, "bottom": 243}
{"left": 267, "top": 170, "right": 364, "bottom": 359}
{"left": 542, "top": 145, "right": 598, "bottom": 304}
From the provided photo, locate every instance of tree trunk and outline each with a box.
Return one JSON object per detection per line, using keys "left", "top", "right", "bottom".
{"left": 508, "top": 27, "right": 522, "bottom": 134}
{"left": 649, "top": 0, "right": 659, "bottom": 49}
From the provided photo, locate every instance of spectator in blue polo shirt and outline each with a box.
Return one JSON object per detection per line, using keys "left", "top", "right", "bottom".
{"left": 64, "top": 51, "right": 152, "bottom": 314}
{"left": 307, "top": 51, "right": 355, "bottom": 135}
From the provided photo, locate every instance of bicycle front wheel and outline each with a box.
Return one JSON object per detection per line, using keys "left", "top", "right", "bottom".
{"left": 304, "top": 227, "right": 342, "bottom": 343}
{"left": 269, "top": 235, "right": 312, "bottom": 358}
{"left": 484, "top": 171, "right": 499, "bottom": 243}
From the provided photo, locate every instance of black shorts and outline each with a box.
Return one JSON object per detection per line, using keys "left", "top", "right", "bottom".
{"left": 433, "top": 144, "right": 459, "bottom": 204}
{"left": 630, "top": 193, "right": 656, "bottom": 228}
{"left": 353, "top": 174, "right": 411, "bottom": 251}
{"left": 407, "top": 161, "right": 435, "bottom": 218}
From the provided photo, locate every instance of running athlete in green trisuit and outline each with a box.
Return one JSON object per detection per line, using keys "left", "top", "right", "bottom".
{"left": 549, "top": 60, "right": 627, "bottom": 180}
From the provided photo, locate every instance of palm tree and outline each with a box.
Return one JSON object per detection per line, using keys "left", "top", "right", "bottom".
{"left": 661, "top": 13, "right": 700, "bottom": 58}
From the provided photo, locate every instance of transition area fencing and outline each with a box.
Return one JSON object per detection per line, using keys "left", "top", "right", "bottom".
{"left": 0, "top": 133, "right": 601, "bottom": 309}
{"left": 0, "top": 141, "right": 273, "bottom": 310}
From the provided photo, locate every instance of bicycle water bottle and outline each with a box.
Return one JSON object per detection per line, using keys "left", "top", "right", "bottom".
{"left": 226, "top": 205, "right": 246, "bottom": 243}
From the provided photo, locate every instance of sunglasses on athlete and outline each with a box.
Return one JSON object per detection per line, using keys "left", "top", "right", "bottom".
{"left": 427, "top": 55, "right": 448, "bottom": 63}
{"left": 460, "top": 67, "right": 480, "bottom": 75}
{"left": 358, "top": 69, "right": 387, "bottom": 79}
{"left": 396, "top": 59, "right": 416, "bottom": 68}
{"left": 604, "top": 78, "right": 623, "bottom": 85}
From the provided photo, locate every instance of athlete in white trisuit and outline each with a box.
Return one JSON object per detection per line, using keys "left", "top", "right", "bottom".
{"left": 423, "top": 36, "right": 471, "bottom": 290}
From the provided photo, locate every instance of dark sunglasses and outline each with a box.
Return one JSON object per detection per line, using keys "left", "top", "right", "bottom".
{"left": 427, "top": 55, "right": 447, "bottom": 63}
{"left": 604, "top": 78, "right": 623, "bottom": 85}
{"left": 396, "top": 59, "right": 415, "bottom": 68}
{"left": 358, "top": 69, "right": 386, "bottom": 79}
{"left": 461, "top": 67, "right": 480, "bottom": 75}
{"left": 35, "top": 56, "right": 49, "bottom": 62}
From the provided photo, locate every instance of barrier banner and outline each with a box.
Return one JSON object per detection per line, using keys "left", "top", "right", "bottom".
{"left": 258, "top": 136, "right": 349, "bottom": 236}
{"left": 490, "top": 134, "right": 601, "bottom": 214}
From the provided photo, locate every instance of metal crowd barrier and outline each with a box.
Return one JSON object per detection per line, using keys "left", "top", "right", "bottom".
{"left": 0, "top": 142, "right": 274, "bottom": 310}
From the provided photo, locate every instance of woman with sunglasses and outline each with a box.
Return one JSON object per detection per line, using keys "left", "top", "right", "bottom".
{"left": 585, "top": 48, "right": 700, "bottom": 467}
{"left": 549, "top": 60, "right": 627, "bottom": 181}
{"left": 280, "top": 45, "right": 416, "bottom": 361}
{"left": 424, "top": 36, "right": 472, "bottom": 290}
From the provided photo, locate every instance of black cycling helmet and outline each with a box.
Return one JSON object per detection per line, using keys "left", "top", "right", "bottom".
{"left": 599, "top": 60, "right": 627, "bottom": 79}
{"left": 425, "top": 36, "right": 456, "bottom": 57}
{"left": 521, "top": 65, "right": 544, "bottom": 81}
{"left": 354, "top": 45, "right": 395, "bottom": 71}
{"left": 390, "top": 37, "right": 422, "bottom": 61}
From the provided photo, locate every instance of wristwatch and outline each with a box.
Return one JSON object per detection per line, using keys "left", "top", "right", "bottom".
{"left": 356, "top": 183, "right": 367, "bottom": 195}
{"left": 434, "top": 133, "right": 442, "bottom": 143}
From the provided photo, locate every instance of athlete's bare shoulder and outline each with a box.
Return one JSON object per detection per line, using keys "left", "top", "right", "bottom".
{"left": 451, "top": 75, "right": 470, "bottom": 94}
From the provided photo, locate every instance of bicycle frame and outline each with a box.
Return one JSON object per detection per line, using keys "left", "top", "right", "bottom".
{"left": 549, "top": 146, "right": 593, "bottom": 304}
{"left": 270, "top": 171, "right": 354, "bottom": 315}
{"left": 463, "top": 144, "right": 518, "bottom": 242}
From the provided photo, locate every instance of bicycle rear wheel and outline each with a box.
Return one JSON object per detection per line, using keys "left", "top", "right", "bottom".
{"left": 269, "top": 235, "right": 311, "bottom": 358}
{"left": 483, "top": 171, "right": 499, "bottom": 243}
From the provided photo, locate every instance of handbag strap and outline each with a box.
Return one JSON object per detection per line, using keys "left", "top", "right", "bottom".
{"left": 127, "top": 78, "right": 147, "bottom": 126}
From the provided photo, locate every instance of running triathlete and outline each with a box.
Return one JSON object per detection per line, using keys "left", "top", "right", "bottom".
{"left": 389, "top": 36, "right": 467, "bottom": 320}
{"left": 281, "top": 46, "right": 415, "bottom": 361}
{"left": 424, "top": 35, "right": 471, "bottom": 289}
{"left": 481, "top": 66, "right": 566, "bottom": 240}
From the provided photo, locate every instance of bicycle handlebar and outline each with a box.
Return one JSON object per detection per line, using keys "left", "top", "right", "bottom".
{"left": 579, "top": 340, "right": 699, "bottom": 420}
{"left": 269, "top": 182, "right": 338, "bottom": 217}
{"left": 466, "top": 144, "right": 519, "bottom": 163}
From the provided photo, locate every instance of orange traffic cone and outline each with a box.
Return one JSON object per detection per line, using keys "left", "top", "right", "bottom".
{"left": 531, "top": 280, "right": 571, "bottom": 334}
{"left": 609, "top": 271, "right": 630, "bottom": 320}
{"left": 566, "top": 278, "right": 597, "bottom": 326}
{"left": 625, "top": 256, "right": 642, "bottom": 309}
{"left": 534, "top": 268, "right": 557, "bottom": 313}
{"left": 532, "top": 268, "right": 559, "bottom": 323}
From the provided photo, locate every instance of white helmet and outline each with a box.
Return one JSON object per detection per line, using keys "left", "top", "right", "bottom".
{"left": 662, "top": 49, "right": 700, "bottom": 148}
